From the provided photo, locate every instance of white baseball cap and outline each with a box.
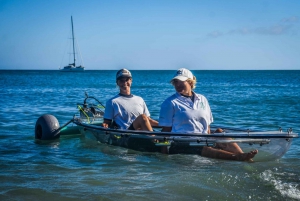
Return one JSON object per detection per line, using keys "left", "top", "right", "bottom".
{"left": 116, "top": 69, "right": 132, "bottom": 80}
{"left": 171, "top": 68, "right": 193, "bottom": 81}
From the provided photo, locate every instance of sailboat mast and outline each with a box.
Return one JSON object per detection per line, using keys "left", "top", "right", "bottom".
{"left": 71, "top": 16, "right": 76, "bottom": 66}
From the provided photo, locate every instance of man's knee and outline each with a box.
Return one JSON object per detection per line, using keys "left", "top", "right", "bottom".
{"left": 134, "top": 114, "right": 149, "bottom": 125}
{"left": 215, "top": 128, "right": 223, "bottom": 133}
{"left": 133, "top": 114, "right": 151, "bottom": 130}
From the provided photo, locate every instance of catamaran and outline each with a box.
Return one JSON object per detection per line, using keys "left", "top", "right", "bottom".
{"left": 60, "top": 16, "right": 85, "bottom": 72}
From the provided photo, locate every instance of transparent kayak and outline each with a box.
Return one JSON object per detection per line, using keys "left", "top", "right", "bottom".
{"left": 73, "top": 119, "right": 297, "bottom": 162}
{"left": 35, "top": 93, "right": 298, "bottom": 162}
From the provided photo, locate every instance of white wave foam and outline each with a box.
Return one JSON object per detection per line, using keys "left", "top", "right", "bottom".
{"left": 261, "top": 170, "right": 300, "bottom": 200}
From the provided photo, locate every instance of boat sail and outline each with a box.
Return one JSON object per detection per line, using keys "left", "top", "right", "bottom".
{"left": 60, "top": 16, "right": 85, "bottom": 72}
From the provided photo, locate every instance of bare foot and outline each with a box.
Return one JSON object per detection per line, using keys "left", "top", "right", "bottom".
{"left": 235, "top": 150, "right": 258, "bottom": 161}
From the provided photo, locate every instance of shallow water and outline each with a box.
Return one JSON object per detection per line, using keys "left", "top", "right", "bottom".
{"left": 0, "top": 70, "right": 299, "bottom": 200}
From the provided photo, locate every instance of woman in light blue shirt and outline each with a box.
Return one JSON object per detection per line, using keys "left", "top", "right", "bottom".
{"left": 159, "top": 68, "right": 258, "bottom": 161}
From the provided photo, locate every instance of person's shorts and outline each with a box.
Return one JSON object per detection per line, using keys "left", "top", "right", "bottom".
{"left": 128, "top": 123, "right": 135, "bottom": 130}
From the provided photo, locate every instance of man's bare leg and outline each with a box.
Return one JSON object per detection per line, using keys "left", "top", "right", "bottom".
{"left": 132, "top": 114, "right": 153, "bottom": 131}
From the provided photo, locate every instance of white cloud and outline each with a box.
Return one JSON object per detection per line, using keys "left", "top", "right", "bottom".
{"left": 207, "top": 16, "right": 298, "bottom": 38}
{"left": 255, "top": 24, "right": 292, "bottom": 35}
{"left": 228, "top": 28, "right": 252, "bottom": 35}
{"left": 207, "top": 31, "right": 224, "bottom": 38}
{"left": 281, "top": 16, "right": 298, "bottom": 23}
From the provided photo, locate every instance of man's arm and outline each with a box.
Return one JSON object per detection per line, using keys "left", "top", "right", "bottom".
{"left": 148, "top": 117, "right": 159, "bottom": 127}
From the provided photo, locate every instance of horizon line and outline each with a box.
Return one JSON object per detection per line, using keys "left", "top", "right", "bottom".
{"left": 0, "top": 69, "right": 300, "bottom": 71}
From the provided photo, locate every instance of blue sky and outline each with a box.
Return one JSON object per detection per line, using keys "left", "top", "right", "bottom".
{"left": 0, "top": 0, "right": 299, "bottom": 70}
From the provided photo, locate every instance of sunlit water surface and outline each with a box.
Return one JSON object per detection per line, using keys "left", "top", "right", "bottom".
{"left": 0, "top": 70, "right": 299, "bottom": 200}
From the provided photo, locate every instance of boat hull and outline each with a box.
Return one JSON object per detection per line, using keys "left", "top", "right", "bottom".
{"left": 77, "top": 123, "right": 295, "bottom": 161}
{"left": 60, "top": 67, "right": 84, "bottom": 72}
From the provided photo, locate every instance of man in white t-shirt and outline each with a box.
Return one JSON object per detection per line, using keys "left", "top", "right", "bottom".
{"left": 102, "top": 69, "right": 158, "bottom": 131}
{"left": 159, "top": 68, "right": 258, "bottom": 161}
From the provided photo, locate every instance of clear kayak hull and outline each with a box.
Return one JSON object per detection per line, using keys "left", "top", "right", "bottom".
{"left": 74, "top": 120, "right": 296, "bottom": 162}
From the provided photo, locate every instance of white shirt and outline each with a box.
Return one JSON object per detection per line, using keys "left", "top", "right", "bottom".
{"left": 104, "top": 94, "right": 150, "bottom": 129}
{"left": 159, "top": 92, "right": 213, "bottom": 133}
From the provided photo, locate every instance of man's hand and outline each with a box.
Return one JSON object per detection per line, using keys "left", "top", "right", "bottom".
{"left": 102, "top": 119, "right": 112, "bottom": 128}
{"left": 102, "top": 123, "right": 109, "bottom": 128}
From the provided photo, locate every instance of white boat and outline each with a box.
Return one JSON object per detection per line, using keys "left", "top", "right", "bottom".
{"left": 60, "top": 16, "right": 85, "bottom": 72}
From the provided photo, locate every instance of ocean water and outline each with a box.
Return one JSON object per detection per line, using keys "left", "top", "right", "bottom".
{"left": 0, "top": 70, "right": 299, "bottom": 201}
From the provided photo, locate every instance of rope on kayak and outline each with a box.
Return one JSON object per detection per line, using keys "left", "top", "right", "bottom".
{"left": 77, "top": 105, "right": 90, "bottom": 123}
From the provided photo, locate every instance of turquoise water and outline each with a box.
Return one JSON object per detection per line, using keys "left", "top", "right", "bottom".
{"left": 0, "top": 70, "right": 299, "bottom": 200}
